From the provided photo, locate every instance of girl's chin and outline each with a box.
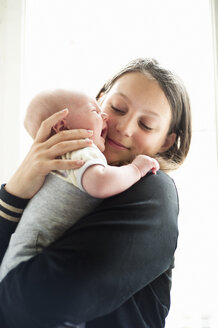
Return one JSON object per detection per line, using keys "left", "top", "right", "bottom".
{"left": 103, "top": 149, "right": 129, "bottom": 165}
{"left": 103, "top": 150, "right": 116, "bottom": 164}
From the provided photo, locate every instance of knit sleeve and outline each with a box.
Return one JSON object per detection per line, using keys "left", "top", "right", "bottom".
{"left": 0, "top": 184, "right": 29, "bottom": 263}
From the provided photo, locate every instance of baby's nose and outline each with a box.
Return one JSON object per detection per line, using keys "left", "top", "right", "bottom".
{"left": 101, "top": 112, "right": 108, "bottom": 121}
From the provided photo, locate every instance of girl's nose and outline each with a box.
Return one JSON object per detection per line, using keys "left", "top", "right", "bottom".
{"left": 116, "top": 117, "right": 134, "bottom": 137}
{"left": 101, "top": 112, "right": 108, "bottom": 121}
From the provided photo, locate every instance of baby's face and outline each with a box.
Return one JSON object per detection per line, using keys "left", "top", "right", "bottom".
{"left": 67, "top": 96, "right": 108, "bottom": 152}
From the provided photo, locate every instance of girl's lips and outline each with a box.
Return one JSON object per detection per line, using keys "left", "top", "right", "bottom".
{"left": 107, "top": 137, "right": 129, "bottom": 150}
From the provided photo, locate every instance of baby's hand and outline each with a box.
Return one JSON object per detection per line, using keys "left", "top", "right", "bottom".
{"left": 132, "top": 155, "right": 159, "bottom": 178}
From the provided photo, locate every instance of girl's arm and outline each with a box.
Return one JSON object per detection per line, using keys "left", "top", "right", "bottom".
{"left": 0, "top": 185, "right": 29, "bottom": 263}
{"left": 82, "top": 155, "right": 159, "bottom": 198}
{"left": 0, "top": 109, "right": 93, "bottom": 262}
{"left": 5, "top": 109, "right": 93, "bottom": 199}
{"left": 0, "top": 171, "right": 179, "bottom": 328}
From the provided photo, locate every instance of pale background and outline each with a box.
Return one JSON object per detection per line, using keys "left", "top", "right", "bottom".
{"left": 0, "top": 0, "right": 218, "bottom": 327}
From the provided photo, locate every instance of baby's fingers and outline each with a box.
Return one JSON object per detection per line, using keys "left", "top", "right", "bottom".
{"left": 151, "top": 159, "right": 160, "bottom": 175}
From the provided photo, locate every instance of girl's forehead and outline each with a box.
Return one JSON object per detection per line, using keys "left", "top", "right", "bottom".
{"left": 112, "top": 72, "right": 158, "bottom": 91}
{"left": 109, "top": 74, "right": 163, "bottom": 103}
{"left": 105, "top": 73, "right": 171, "bottom": 120}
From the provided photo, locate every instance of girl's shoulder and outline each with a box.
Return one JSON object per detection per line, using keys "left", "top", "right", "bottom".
{"left": 97, "top": 170, "right": 178, "bottom": 208}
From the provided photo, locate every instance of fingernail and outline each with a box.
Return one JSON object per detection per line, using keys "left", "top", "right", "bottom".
{"left": 85, "top": 138, "right": 93, "bottom": 143}
{"left": 87, "top": 130, "right": 93, "bottom": 134}
{"left": 76, "top": 160, "right": 84, "bottom": 165}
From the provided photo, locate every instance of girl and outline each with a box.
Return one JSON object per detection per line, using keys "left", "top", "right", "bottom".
{"left": 0, "top": 58, "right": 191, "bottom": 328}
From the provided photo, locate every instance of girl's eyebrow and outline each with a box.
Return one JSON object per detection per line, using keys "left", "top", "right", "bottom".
{"left": 114, "top": 92, "right": 131, "bottom": 103}
{"left": 143, "top": 110, "right": 160, "bottom": 119}
{"left": 114, "top": 92, "right": 160, "bottom": 118}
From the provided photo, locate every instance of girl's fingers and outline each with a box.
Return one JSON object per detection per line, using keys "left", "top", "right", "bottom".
{"left": 35, "top": 109, "right": 70, "bottom": 142}
{"left": 9, "top": 109, "right": 95, "bottom": 199}
{"left": 48, "top": 139, "right": 93, "bottom": 158}
{"left": 45, "top": 128, "right": 93, "bottom": 148}
{"left": 49, "top": 159, "right": 85, "bottom": 172}
{"left": 35, "top": 108, "right": 94, "bottom": 145}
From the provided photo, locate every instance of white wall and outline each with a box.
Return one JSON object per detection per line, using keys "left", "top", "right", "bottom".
{"left": 211, "top": 0, "right": 218, "bottom": 164}
{"left": 0, "top": 0, "right": 24, "bottom": 183}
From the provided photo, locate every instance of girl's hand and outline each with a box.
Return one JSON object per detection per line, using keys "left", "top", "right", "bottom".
{"left": 5, "top": 109, "right": 93, "bottom": 199}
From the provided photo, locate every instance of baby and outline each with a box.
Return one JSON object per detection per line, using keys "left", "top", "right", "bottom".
{"left": 0, "top": 89, "right": 159, "bottom": 281}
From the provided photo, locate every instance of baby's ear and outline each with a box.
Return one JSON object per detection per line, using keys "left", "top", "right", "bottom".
{"left": 52, "top": 119, "right": 67, "bottom": 133}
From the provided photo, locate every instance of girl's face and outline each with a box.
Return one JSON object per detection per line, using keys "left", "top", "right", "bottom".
{"left": 99, "top": 72, "right": 176, "bottom": 164}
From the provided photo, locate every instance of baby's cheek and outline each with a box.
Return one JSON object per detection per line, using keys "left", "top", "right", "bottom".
{"left": 106, "top": 116, "right": 116, "bottom": 130}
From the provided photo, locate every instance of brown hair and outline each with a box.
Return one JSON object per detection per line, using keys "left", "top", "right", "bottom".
{"left": 96, "top": 58, "right": 192, "bottom": 171}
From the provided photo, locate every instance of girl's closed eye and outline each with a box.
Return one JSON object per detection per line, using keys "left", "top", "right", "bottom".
{"left": 139, "top": 121, "right": 153, "bottom": 131}
{"left": 111, "top": 105, "right": 126, "bottom": 114}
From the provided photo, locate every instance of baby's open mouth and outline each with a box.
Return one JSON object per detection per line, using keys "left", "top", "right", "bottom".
{"left": 101, "top": 127, "right": 107, "bottom": 139}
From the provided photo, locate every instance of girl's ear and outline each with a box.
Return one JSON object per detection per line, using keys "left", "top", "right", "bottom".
{"left": 159, "top": 133, "right": 177, "bottom": 153}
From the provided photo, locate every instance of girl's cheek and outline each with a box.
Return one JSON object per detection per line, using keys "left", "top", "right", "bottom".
{"left": 108, "top": 116, "right": 117, "bottom": 131}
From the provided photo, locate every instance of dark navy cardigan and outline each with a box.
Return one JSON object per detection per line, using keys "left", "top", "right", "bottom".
{"left": 0, "top": 170, "right": 179, "bottom": 328}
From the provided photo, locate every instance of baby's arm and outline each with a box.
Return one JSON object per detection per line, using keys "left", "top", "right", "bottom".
{"left": 82, "top": 155, "right": 159, "bottom": 198}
